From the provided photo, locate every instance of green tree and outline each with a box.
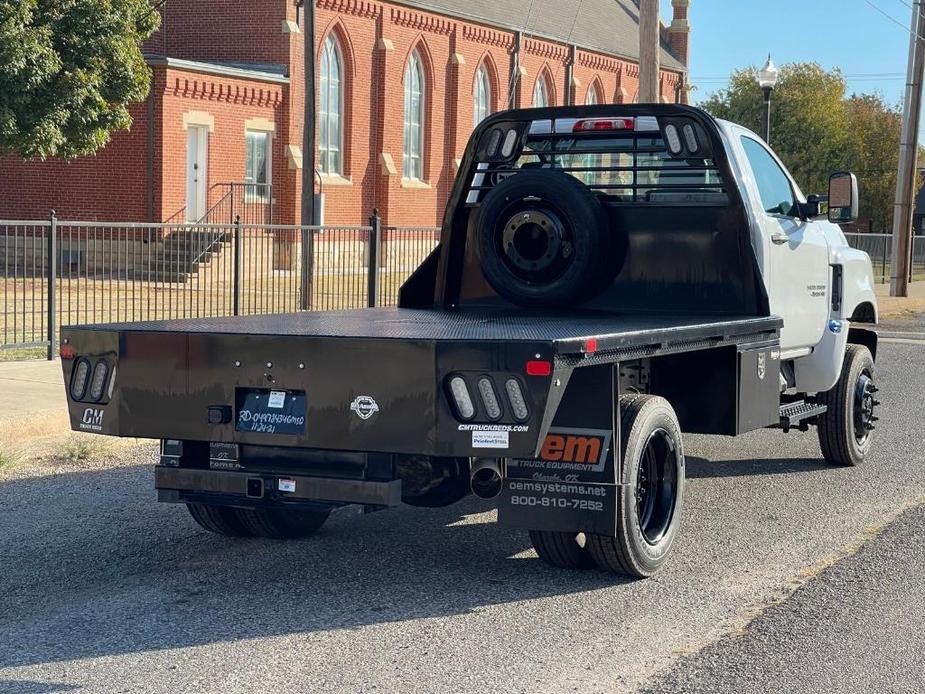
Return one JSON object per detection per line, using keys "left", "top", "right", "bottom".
{"left": 0, "top": 0, "right": 160, "bottom": 160}
{"left": 700, "top": 62, "right": 851, "bottom": 200}
{"left": 844, "top": 94, "right": 903, "bottom": 231}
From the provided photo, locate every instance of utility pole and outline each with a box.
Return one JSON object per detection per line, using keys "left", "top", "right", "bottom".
{"left": 638, "top": 0, "right": 660, "bottom": 103}
{"left": 891, "top": 0, "right": 925, "bottom": 297}
{"left": 300, "top": 0, "right": 317, "bottom": 309}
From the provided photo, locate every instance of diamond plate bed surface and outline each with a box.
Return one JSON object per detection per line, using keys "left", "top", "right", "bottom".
{"left": 72, "top": 307, "right": 780, "bottom": 346}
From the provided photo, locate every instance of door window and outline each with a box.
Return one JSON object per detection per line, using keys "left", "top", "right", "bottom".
{"left": 740, "top": 136, "right": 796, "bottom": 217}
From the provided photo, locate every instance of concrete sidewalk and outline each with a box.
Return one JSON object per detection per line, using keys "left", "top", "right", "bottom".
{"left": 876, "top": 281, "right": 925, "bottom": 319}
{"left": 0, "top": 359, "right": 67, "bottom": 448}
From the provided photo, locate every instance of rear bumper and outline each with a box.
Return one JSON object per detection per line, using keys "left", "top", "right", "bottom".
{"left": 155, "top": 466, "right": 403, "bottom": 508}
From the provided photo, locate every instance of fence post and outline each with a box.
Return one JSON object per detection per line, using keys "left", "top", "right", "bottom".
{"left": 46, "top": 210, "right": 57, "bottom": 360}
{"left": 300, "top": 225, "right": 314, "bottom": 311}
{"left": 882, "top": 237, "right": 888, "bottom": 285}
{"left": 367, "top": 209, "right": 382, "bottom": 308}
{"left": 233, "top": 215, "right": 242, "bottom": 316}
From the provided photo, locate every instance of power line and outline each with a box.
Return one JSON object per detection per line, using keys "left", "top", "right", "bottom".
{"left": 863, "top": 0, "right": 925, "bottom": 42}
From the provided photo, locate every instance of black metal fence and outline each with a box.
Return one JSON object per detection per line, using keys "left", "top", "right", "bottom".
{"left": 0, "top": 213, "right": 440, "bottom": 357}
{"left": 2, "top": 221, "right": 921, "bottom": 358}
{"left": 844, "top": 233, "right": 925, "bottom": 284}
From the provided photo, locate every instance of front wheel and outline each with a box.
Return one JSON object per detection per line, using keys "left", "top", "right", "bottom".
{"left": 817, "top": 344, "right": 877, "bottom": 466}
{"left": 588, "top": 395, "right": 685, "bottom": 578}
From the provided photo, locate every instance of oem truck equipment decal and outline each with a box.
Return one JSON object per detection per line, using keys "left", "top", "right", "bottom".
{"left": 535, "top": 428, "right": 611, "bottom": 471}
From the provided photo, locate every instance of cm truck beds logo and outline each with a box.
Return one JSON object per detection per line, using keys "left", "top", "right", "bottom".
{"left": 538, "top": 428, "right": 611, "bottom": 470}
{"left": 79, "top": 408, "right": 104, "bottom": 432}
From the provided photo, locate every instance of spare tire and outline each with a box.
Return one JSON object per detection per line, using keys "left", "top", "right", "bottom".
{"left": 476, "top": 170, "right": 616, "bottom": 306}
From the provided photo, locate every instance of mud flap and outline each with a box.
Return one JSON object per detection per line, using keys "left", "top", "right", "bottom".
{"left": 498, "top": 364, "right": 620, "bottom": 536}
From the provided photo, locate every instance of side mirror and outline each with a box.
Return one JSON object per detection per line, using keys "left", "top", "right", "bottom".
{"left": 828, "top": 172, "right": 859, "bottom": 224}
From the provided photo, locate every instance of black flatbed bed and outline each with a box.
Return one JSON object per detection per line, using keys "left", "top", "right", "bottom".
{"left": 76, "top": 308, "right": 782, "bottom": 357}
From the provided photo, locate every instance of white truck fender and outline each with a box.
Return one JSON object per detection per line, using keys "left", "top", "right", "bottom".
{"left": 831, "top": 244, "right": 879, "bottom": 324}
{"left": 793, "top": 320, "right": 849, "bottom": 394}
{"left": 793, "top": 242, "right": 878, "bottom": 393}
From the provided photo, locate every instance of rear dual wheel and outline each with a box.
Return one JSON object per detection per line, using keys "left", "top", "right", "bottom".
{"left": 186, "top": 503, "right": 330, "bottom": 539}
{"left": 529, "top": 395, "right": 685, "bottom": 578}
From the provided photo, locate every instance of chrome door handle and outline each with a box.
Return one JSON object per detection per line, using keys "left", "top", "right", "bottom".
{"left": 771, "top": 233, "right": 789, "bottom": 245}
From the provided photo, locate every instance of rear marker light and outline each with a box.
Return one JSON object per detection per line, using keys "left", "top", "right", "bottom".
{"left": 500, "top": 128, "right": 519, "bottom": 158}
{"left": 59, "top": 343, "right": 76, "bottom": 360}
{"left": 89, "top": 360, "right": 109, "bottom": 402}
{"left": 682, "top": 124, "right": 699, "bottom": 153}
{"left": 664, "top": 124, "right": 683, "bottom": 155}
{"left": 525, "top": 360, "right": 552, "bottom": 377}
{"left": 70, "top": 359, "right": 91, "bottom": 400}
{"left": 486, "top": 128, "right": 503, "bottom": 157}
{"left": 448, "top": 376, "right": 476, "bottom": 420}
{"left": 573, "top": 117, "right": 635, "bottom": 132}
{"left": 107, "top": 365, "right": 118, "bottom": 400}
{"left": 505, "top": 379, "right": 530, "bottom": 421}
{"left": 477, "top": 377, "right": 503, "bottom": 420}
{"left": 583, "top": 338, "right": 598, "bottom": 354}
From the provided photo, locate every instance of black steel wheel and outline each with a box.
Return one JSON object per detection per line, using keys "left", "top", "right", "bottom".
{"left": 818, "top": 344, "right": 877, "bottom": 466}
{"left": 475, "top": 170, "right": 621, "bottom": 306}
{"left": 235, "top": 507, "right": 331, "bottom": 539}
{"left": 187, "top": 503, "right": 251, "bottom": 537}
{"left": 529, "top": 530, "right": 595, "bottom": 570}
{"left": 588, "top": 395, "right": 685, "bottom": 578}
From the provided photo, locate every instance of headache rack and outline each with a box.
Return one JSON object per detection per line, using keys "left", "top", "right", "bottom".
{"left": 466, "top": 113, "right": 730, "bottom": 206}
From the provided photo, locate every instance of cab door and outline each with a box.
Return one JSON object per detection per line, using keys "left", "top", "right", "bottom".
{"left": 736, "top": 135, "right": 830, "bottom": 355}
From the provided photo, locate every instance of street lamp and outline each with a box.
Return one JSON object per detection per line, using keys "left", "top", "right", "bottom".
{"left": 757, "top": 55, "right": 779, "bottom": 144}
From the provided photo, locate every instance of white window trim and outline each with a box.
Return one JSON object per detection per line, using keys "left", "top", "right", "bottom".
{"left": 245, "top": 129, "right": 273, "bottom": 201}
{"left": 473, "top": 64, "right": 491, "bottom": 128}
{"left": 533, "top": 75, "right": 550, "bottom": 107}
{"left": 586, "top": 84, "right": 600, "bottom": 105}
{"left": 403, "top": 50, "right": 425, "bottom": 182}
{"left": 319, "top": 33, "right": 345, "bottom": 176}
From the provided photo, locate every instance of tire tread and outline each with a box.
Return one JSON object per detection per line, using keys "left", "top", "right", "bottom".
{"left": 529, "top": 530, "right": 594, "bottom": 569}
{"left": 817, "top": 344, "right": 873, "bottom": 467}
{"left": 187, "top": 503, "right": 250, "bottom": 537}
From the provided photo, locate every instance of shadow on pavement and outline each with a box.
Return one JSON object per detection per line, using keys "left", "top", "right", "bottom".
{"left": 0, "top": 463, "right": 626, "bottom": 670}
{"left": 686, "top": 456, "right": 834, "bottom": 479}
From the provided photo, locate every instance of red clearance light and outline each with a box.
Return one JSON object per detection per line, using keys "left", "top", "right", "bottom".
{"left": 583, "top": 338, "right": 598, "bottom": 354}
{"left": 573, "top": 117, "right": 635, "bottom": 132}
{"left": 525, "top": 360, "right": 552, "bottom": 377}
{"left": 59, "top": 344, "right": 76, "bottom": 360}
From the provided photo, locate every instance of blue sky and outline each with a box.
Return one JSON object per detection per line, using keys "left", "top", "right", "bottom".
{"left": 663, "top": 0, "right": 915, "bottom": 108}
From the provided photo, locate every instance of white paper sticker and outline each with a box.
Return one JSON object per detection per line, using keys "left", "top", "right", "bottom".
{"left": 472, "top": 430, "right": 509, "bottom": 449}
{"left": 278, "top": 478, "right": 296, "bottom": 493}
{"left": 267, "top": 391, "right": 286, "bottom": 409}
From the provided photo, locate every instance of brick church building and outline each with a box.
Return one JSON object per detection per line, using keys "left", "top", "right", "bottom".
{"left": 0, "top": 0, "right": 691, "bottom": 227}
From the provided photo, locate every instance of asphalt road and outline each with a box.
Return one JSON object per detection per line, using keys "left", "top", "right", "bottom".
{"left": 1, "top": 338, "right": 924, "bottom": 694}
{"left": 644, "top": 503, "right": 925, "bottom": 694}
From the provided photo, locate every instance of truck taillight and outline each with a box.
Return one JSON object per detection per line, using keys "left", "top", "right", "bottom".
{"left": 477, "top": 377, "right": 502, "bottom": 421}
{"left": 664, "top": 124, "right": 683, "bottom": 154}
{"left": 573, "top": 117, "right": 635, "bottom": 132}
{"left": 88, "top": 360, "right": 110, "bottom": 402}
{"left": 448, "top": 375, "right": 476, "bottom": 420}
{"left": 70, "top": 358, "right": 91, "bottom": 400}
{"left": 504, "top": 379, "right": 530, "bottom": 421}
